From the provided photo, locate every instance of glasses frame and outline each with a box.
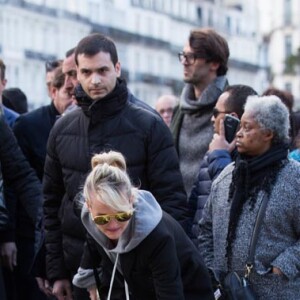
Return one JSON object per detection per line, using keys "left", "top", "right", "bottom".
{"left": 212, "top": 108, "right": 231, "bottom": 118}
{"left": 177, "top": 52, "right": 203, "bottom": 65}
{"left": 93, "top": 211, "right": 133, "bottom": 225}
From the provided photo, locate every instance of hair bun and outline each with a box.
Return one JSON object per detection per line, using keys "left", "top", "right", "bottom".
{"left": 91, "top": 151, "right": 126, "bottom": 171}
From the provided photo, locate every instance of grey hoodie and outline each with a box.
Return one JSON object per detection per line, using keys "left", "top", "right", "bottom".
{"left": 73, "top": 190, "right": 162, "bottom": 289}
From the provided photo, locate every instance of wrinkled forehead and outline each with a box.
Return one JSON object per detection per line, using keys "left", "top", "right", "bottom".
{"left": 241, "top": 111, "right": 259, "bottom": 125}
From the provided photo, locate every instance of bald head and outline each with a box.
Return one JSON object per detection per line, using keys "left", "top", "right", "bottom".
{"left": 155, "top": 95, "right": 178, "bottom": 127}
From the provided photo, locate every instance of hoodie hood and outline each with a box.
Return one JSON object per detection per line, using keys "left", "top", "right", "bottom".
{"left": 81, "top": 190, "right": 162, "bottom": 254}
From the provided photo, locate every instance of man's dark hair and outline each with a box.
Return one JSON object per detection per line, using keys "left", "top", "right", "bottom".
{"left": 52, "top": 67, "right": 65, "bottom": 89}
{"left": 0, "top": 58, "right": 6, "bottom": 80}
{"left": 262, "top": 87, "right": 294, "bottom": 112}
{"left": 75, "top": 33, "right": 118, "bottom": 66}
{"left": 2, "top": 88, "right": 28, "bottom": 114}
{"left": 189, "top": 28, "right": 229, "bottom": 76}
{"left": 45, "top": 59, "right": 63, "bottom": 73}
{"left": 65, "top": 48, "right": 76, "bottom": 58}
{"left": 224, "top": 85, "right": 258, "bottom": 119}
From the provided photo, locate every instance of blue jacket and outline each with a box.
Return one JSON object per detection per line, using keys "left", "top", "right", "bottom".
{"left": 188, "top": 149, "right": 236, "bottom": 245}
{"left": 3, "top": 105, "right": 19, "bottom": 128}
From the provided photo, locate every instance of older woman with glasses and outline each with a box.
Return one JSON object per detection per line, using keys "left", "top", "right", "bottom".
{"left": 73, "top": 151, "right": 214, "bottom": 300}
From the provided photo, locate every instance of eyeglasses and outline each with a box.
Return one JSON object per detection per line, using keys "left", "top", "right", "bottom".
{"left": 93, "top": 211, "right": 133, "bottom": 225}
{"left": 178, "top": 52, "right": 203, "bottom": 65}
{"left": 212, "top": 108, "right": 230, "bottom": 118}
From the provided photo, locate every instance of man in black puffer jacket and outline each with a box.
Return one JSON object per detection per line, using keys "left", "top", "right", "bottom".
{"left": 43, "top": 33, "right": 189, "bottom": 300}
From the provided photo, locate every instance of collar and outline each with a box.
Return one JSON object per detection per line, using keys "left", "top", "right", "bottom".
{"left": 75, "top": 79, "right": 128, "bottom": 123}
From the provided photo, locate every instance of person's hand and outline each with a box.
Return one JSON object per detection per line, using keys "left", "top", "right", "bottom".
{"left": 36, "top": 277, "right": 53, "bottom": 297}
{"left": 52, "top": 279, "right": 73, "bottom": 300}
{"left": 0, "top": 242, "right": 17, "bottom": 271}
{"left": 88, "top": 285, "right": 99, "bottom": 300}
{"left": 272, "top": 266, "right": 283, "bottom": 276}
{"left": 209, "top": 120, "right": 236, "bottom": 152}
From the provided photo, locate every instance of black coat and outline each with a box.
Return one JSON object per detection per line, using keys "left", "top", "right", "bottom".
{"left": 6, "top": 102, "right": 57, "bottom": 242}
{"left": 82, "top": 212, "right": 214, "bottom": 300}
{"left": 43, "top": 82, "right": 188, "bottom": 281}
{"left": 0, "top": 116, "right": 42, "bottom": 242}
{"left": 13, "top": 102, "right": 59, "bottom": 181}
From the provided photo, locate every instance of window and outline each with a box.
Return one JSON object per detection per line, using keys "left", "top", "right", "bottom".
{"left": 154, "top": 0, "right": 163, "bottom": 11}
{"left": 285, "top": 35, "right": 292, "bottom": 59}
{"left": 135, "top": 14, "right": 141, "bottom": 33}
{"left": 284, "top": 0, "right": 292, "bottom": 25}
{"left": 132, "top": 0, "right": 141, "bottom": 6}
{"left": 208, "top": 9, "right": 213, "bottom": 27}
{"left": 226, "top": 16, "right": 231, "bottom": 33}
{"left": 197, "top": 7, "right": 202, "bottom": 22}
{"left": 147, "top": 16, "right": 153, "bottom": 36}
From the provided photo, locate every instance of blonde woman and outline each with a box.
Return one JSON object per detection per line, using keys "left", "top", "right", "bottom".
{"left": 73, "top": 151, "right": 214, "bottom": 300}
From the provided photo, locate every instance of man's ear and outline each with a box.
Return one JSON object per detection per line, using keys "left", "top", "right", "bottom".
{"left": 209, "top": 61, "right": 220, "bottom": 72}
{"left": 50, "top": 86, "right": 57, "bottom": 101}
{"left": 1, "top": 79, "right": 7, "bottom": 88}
{"left": 115, "top": 62, "right": 121, "bottom": 77}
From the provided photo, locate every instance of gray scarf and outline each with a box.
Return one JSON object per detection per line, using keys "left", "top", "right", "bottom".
{"left": 180, "top": 75, "right": 227, "bottom": 111}
{"left": 178, "top": 75, "right": 228, "bottom": 196}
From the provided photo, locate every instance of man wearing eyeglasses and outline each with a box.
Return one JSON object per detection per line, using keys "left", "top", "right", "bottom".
{"left": 171, "top": 28, "right": 229, "bottom": 199}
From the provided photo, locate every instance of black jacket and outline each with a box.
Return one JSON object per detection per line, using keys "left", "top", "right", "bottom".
{"left": 0, "top": 166, "right": 9, "bottom": 231}
{"left": 13, "top": 102, "right": 59, "bottom": 181}
{"left": 43, "top": 81, "right": 188, "bottom": 281}
{"left": 82, "top": 212, "right": 214, "bottom": 300}
{"left": 0, "top": 116, "right": 42, "bottom": 243}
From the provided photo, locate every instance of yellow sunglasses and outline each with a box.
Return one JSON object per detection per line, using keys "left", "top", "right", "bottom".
{"left": 93, "top": 211, "right": 133, "bottom": 225}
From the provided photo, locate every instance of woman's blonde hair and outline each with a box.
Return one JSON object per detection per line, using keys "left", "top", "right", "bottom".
{"left": 83, "top": 151, "right": 137, "bottom": 211}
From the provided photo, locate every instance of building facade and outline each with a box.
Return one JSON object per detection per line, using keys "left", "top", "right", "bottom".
{"left": 257, "top": 0, "right": 300, "bottom": 108}
{"left": 0, "top": 0, "right": 269, "bottom": 108}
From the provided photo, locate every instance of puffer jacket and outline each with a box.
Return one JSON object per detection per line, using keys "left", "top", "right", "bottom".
{"left": 43, "top": 81, "right": 188, "bottom": 282}
{"left": 188, "top": 149, "right": 236, "bottom": 244}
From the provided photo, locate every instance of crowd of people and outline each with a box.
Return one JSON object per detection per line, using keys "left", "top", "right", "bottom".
{"left": 0, "top": 27, "right": 300, "bottom": 300}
